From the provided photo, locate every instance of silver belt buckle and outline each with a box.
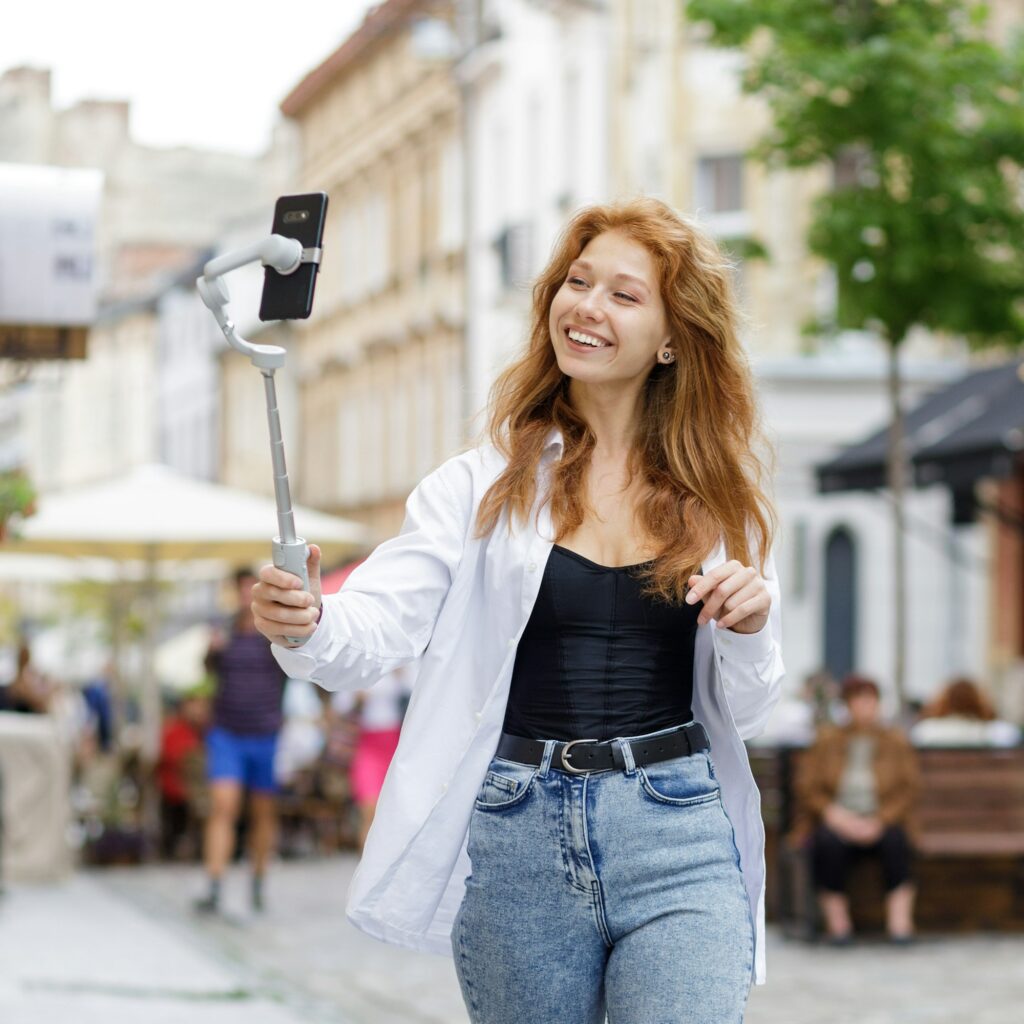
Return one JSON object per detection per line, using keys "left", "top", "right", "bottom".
{"left": 560, "top": 738, "right": 599, "bottom": 774}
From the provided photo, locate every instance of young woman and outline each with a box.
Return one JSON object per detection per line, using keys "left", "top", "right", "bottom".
{"left": 252, "top": 198, "right": 784, "bottom": 1023}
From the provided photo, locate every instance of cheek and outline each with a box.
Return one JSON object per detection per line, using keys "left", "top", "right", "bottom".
{"left": 549, "top": 287, "right": 572, "bottom": 329}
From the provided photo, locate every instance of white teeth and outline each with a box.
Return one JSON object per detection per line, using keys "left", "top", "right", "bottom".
{"left": 567, "top": 329, "right": 607, "bottom": 348}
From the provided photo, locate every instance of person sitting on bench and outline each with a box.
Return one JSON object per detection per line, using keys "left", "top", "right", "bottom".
{"left": 789, "top": 674, "right": 919, "bottom": 944}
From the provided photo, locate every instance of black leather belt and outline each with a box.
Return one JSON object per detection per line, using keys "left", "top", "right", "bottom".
{"left": 495, "top": 721, "right": 710, "bottom": 775}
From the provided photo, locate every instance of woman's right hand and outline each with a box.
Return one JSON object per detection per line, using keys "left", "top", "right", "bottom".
{"left": 252, "top": 544, "right": 323, "bottom": 647}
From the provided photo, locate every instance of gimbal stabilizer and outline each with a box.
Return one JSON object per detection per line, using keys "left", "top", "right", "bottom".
{"left": 196, "top": 235, "right": 321, "bottom": 644}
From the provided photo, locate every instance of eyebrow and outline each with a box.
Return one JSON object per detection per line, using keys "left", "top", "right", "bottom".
{"left": 569, "top": 260, "right": 650, "bottom": 294}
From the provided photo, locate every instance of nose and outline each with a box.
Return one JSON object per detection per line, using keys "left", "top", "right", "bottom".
{"left": 575, "top": 289, "right": 604, "bottom": 322}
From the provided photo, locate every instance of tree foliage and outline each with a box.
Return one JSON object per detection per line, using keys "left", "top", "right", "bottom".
{"left": 686, "top": 0, "right": 1024, "bottom": 348}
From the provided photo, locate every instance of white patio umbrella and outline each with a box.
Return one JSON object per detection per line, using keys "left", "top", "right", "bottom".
{"left": 154, "top": 622, "right": 212, "bottom": 692}
{"left": 6, "top": 463, "right": 367, "bottom": 560}
{"left": 3, "top": 463, "right": 370, "bottom": 756}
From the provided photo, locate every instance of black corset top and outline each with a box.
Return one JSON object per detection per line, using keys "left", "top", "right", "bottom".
{"left": 501, "top": 544, "right": 702, "bottom": 742}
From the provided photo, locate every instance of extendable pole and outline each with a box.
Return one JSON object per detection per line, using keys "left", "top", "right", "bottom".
{"left": 196, "top": 235, "right": 319, "bottom": 643}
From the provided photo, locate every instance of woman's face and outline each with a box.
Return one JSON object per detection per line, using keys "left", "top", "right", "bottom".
{"left": 548, "top": 229, "right": 672, "bottom": 387}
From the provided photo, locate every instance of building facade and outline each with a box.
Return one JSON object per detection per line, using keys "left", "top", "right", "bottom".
{"left": 280, "top": 0, "right": 465, "bottom": 538}
{"left": 0, "top": 65, "right": 276, "bottom": 491}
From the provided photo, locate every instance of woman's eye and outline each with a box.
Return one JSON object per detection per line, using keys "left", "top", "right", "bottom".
{"left": 615, "top": 292, "right": 638, "bottom": 302}
{"left": 568, "top": 276, "right": 587, "bottom": 286}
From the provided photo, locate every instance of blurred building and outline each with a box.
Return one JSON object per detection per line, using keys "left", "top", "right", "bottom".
{"left": 0, "top": 66, "right": 284, "bottom": 491}
{"left": 213, "top": 206, "right": 300, "bottom": 496}
{"left": 266, "top": 0, "right": 1015, "bottom": 702}
{"left": 456, "top": 0, "right": 610, "bottom": 421}
{"left": 605, "top": 1, "right": 1015, "bottom": 704}
{"left": 280, "top": 0, "right": 464, "bottom": 537}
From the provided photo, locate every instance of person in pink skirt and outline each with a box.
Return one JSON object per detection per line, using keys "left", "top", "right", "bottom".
{"left": 334, "top": 665, "right": 412, "bottom": 850}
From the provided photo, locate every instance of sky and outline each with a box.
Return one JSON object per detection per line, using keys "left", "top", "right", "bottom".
{"left": 1, "top": 1, "right": 379, "bottom": 155}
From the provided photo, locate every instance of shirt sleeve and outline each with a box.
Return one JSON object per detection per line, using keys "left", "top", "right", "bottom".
{"left": 710, "top": 542, "right": 785, "bottom": 741}
{"left": 271, "top": 460, "right": 468, "bottom": 693}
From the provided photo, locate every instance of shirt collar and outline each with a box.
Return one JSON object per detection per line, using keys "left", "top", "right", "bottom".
{"left": 543, "top": 426, "right": 564, "bottom": 457}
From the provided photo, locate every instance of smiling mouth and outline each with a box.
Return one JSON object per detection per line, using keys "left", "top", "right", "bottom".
{"left": 565, "top": 327, "right": 612, "bottom": 349}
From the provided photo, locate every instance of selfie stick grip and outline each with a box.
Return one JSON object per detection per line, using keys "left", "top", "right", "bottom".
{"left": 273, "top": 537, "right": 311, "bottom": 645}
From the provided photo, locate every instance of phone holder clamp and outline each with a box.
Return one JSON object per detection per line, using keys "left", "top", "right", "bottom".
{"left": 195, "top": 234, "right": 305, "bottom": 370}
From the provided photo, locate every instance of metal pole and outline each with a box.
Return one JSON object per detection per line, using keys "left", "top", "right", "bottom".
{"left": 262, "top": 369, "right": 296, "bottom": 546}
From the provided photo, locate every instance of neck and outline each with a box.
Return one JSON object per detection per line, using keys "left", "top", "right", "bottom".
{"left": 567, "top": 378, "right": 644, "bottom": 460}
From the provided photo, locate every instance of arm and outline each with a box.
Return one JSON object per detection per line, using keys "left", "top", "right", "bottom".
{"left": 259, "top": 461, "right": 468, "bottom": 694}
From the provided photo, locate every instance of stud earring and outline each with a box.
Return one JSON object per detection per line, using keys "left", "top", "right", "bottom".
{"left": 661, "top": 350, "right": 675, "bottom": 364}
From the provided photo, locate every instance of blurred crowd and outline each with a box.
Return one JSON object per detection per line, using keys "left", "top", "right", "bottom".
{"left": 0, "top": 593, "right": 1019, "bottom": 940}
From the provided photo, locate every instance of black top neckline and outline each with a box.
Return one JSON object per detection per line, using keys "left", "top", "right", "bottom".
{"left": 552, "top": 543, "right": 655, "bottom": 572}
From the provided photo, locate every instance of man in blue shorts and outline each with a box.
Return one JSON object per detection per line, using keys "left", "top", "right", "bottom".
{"left": 194, "top": 568, "right": 286, "bottom": 914}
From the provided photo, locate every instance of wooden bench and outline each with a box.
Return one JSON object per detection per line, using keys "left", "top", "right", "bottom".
{"left": 749, "top": 745, "right": 1024, "bottom": 936}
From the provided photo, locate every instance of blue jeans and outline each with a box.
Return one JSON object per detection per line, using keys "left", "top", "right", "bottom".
{"left": 452, "top": 725, "right": 755, "bottom": 1023}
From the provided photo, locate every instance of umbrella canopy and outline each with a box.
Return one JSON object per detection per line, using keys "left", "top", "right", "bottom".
{"left": 154, "top": 622, "right": 212, "bottom": 691}
{"left": 5, "top": 463, "right": 369, "bottom": 561}
{"left": 321, "top": 556, "right": 368, "bottom": 595}
{"left": 0, "top": 552, "right": 229, "bottom": 583}
{"left": 1, "top": 463, "right": 370, "bottom": 761}
{"left": 817, "top": 360, "right": 1024, "bottom": 495}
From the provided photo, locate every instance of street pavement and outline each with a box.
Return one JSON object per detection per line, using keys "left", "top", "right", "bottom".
{"left": 2, "top": 855, "right": 1022, "bottom": 1023}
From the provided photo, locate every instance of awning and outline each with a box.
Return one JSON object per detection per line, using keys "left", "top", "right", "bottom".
{"left": 816, "top": 360, "right": 1024, "bottom": 503}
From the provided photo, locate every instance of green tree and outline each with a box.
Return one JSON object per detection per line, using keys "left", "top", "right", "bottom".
{"left": 0, "top": 470, "right": 37, "bottom": 542}
{"left": 686, "top": 0, "right": 1024, "bottom": 711}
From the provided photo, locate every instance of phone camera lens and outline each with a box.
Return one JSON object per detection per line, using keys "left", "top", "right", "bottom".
{"left": 283, "top": 210, "right": 310, "bottom": 223}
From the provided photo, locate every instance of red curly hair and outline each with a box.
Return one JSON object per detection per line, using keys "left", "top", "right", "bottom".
{"left": 472, "top": 197, "right": 776, "bottom": 605}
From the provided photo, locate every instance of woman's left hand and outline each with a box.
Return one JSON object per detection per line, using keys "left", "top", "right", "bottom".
{"left": 686, "top": 561, "right": 771, "bottom": 635}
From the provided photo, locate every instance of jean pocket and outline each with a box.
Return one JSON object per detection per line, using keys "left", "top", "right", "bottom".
{"left": 474, "top": 758, "right": 538, "bottom": 811}
{"left": 638, "top": 753, "right": 720, "bottom": 807}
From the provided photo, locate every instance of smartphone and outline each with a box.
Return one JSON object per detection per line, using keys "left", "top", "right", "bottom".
{"left": 259, "top": 192, "right": 328, "bottom": 321}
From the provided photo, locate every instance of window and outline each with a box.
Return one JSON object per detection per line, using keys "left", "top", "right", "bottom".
{"left": 415, "top": 371, "right": 435, "bottom": 477}
{"left": 439, "top": 136, "right": 463, "bottom": 254}
{"left": 338, "top": 394, "right": 361, "bottom": 503}
{"left": 365, "top": 188, "right": 390, "bottom": 294}
{"left": 696, "top": 154, "right": 744, "bottom": 214}
{"left": 833, "top": 146, "right": 874, "bottom": 189}
{"left": 823, "top": 525, "right": 858, "bottom": 681}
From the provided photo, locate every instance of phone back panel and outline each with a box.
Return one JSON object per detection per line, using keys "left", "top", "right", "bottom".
{"left": 258, "top": 192, "right": 328, "bottom": 321}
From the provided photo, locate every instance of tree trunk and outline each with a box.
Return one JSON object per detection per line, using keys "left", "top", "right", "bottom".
{"left": 887, "top": 339, "right": 909, "bottom": 717}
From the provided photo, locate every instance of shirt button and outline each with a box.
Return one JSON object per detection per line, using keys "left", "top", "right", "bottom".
{"left": 527, "top": 562, "right": 537, "bottom": 572}
{"left": 507, "top": 638, "right": 515, "bottom": 648}
{"left": 474, "top": 710, "right": 483, "bottom": 721}
{"left": 442, "top": 782, "right": 449, "bottom": 792}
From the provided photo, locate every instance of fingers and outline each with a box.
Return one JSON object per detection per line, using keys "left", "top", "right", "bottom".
{"left": 252, "top": 563, "right": 320, "bottom": 648}
{"left": 714, "top": 591, "right": 764, "bottom": 630}
{"left": 687, "top": 561, "right": 759, "bottom": 626}
{"left": 253, "top": 607, "right": 319, "bottom": 648}
{"left": 255, "top": 566, "right": 313, "bottom": 607}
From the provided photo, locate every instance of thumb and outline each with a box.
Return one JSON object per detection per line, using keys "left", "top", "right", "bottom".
{"left": 306, "top": 544, "right": 323, "bottom": 606}
{"left": 307, "top": 544, "right": 322, "bottom": 578}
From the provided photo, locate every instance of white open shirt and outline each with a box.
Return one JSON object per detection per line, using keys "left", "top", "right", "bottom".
{"left": 273, "top": 428, "right": 785, "bottom": 984}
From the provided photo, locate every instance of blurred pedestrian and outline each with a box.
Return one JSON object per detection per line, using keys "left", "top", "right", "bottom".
{"left": 0, "top": 642, "right": 51, "bottom": 714}
{"left": 194, "top": 568, "right": 286, "bottom": 914}
{"left": 790, "top": 674, "right": 919, "bottom": 944}
{"left": 252, "top": 198, "right": 785, "bottom": 1019}
{"left": 157, "top": 690, "right": 209, "bottom": 859}
{"left": 910, "top": 676, "right": 1021, "bottom": 748}
{"left": 332, "top": 666, "right": 412, "bottom": 850}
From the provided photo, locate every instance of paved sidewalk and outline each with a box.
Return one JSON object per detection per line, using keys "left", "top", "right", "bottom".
{"left": 3, "top": 856, "right": 1023, "bottom": 1022}
{"left": 0, "top": 872, "right": 314, "bottom": 1024}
